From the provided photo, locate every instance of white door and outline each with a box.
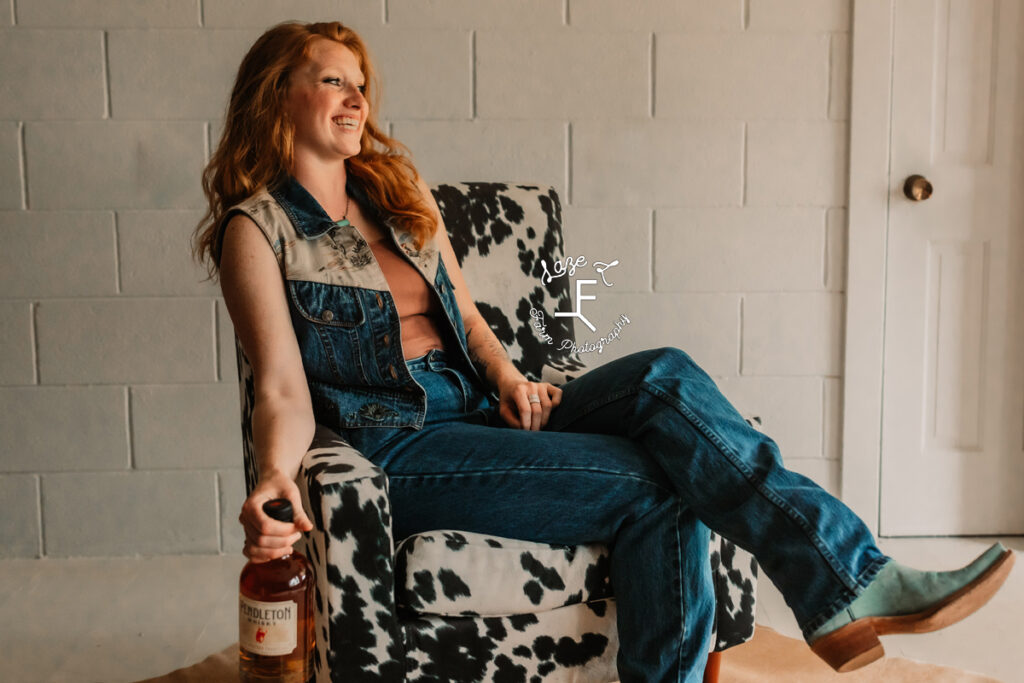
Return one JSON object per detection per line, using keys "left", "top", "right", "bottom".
{"left": 880, "top": 0, "right": 1024, "bottom": 535}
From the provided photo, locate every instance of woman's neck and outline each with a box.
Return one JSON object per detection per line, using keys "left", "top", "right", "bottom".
{"left": 289, "top": 157, "right": 350, "bottom": 221}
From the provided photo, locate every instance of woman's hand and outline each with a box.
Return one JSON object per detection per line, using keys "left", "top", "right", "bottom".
{"left": 495, "top": 366, "right": 562, "bottom": 431}
{"left": 238, "top": 468, "right": 315, "bottom": 563}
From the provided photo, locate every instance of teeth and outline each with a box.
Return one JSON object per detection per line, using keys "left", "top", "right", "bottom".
{"left": 332, "top": 116, "right": 359, "bottom": 129}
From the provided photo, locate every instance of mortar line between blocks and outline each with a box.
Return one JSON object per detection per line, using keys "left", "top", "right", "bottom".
{"left": 37, "top": 474, "right": 46, "bottom": 557}
{"left": 470, "top": 30, "right": 477, "bottom": 118}
{"left": 101, "top": 30, "right": 111, "bottom": 118}
{"left": 215, "top": 472, "right": 223, "bottom": 554}
{"left": 126, "top": 386, "right": 135, "bottom": 469}
{"left": 566, "top": 121, "right": 572, "bottom": 205}
{"left": 649, "top": 209, "right": 656, "bottom": 292}
{"left": 563, "top": 0, "right": 569, "bottom": 25}
{"left": 743, "top": 0, "right": 750, "bottom": 30}
{"left": 741, "top": 122, "right": 748, "bottom": 206}
{"left": 203, "top": 121, "right": 210, "bottom": 165}
{"left": 382, "top": 0, "right": 388, "bottom": 24}
{"left": 822, "top": 209, "right": 830, "bottom": 288}
{"left": 9, "top": 0, "right": 16, "bottom": 24}
{"left": 198, "top": 0, "right": 204, "bottom": 26}
{"left": 826, "top": 34, "right": 835, "bottom": 119}
{"left": 820, "top": 377, "right": 827, "bottom": 458}
{"left": 213, "top": 299, "right": 221, "bottom": 382}
{"left": 649, "top": 32, "right": 656, "bottom": 118}
{"left": 113, "top": 212, "right": 122, "bottom": 294}
{"left": 19, "top": 121, "right": 28, "bottom": 209}
{"left": 738, "top": 295, "right": 745, "bottom": 375}
{"left": 30, "top": 301, "right": 39, "bottom": 384}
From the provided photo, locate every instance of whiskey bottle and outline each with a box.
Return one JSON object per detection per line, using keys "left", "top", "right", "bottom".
{"left": 239, "top": 498, "right": 315, "bottom": 682}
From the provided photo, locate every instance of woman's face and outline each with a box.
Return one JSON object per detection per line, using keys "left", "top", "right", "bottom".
{"left": 284, "top": 38, "right": 368, "bottom": 163}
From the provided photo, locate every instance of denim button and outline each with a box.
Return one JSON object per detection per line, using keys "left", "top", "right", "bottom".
{"left": 383, "top": 333, "right": 390, "bottom": 345}
{"left": 321, "top": 309, "right": 334, "bottom": 321}
{"left": 389, "top": 364, "right": 398, "bottom": 379}
{"left": 376, "top": 293, "right": 384, "bottom": 309}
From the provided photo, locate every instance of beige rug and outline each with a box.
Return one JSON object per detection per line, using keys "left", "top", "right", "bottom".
{"left": 137, "top": 626, "right": 1001, "bottom": 682}
{"left": 721, "top": 626, "right": 1001, "bottom": 682}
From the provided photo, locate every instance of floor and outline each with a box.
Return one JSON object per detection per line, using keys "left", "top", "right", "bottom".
{"left": 2, "top": 536, "right": 1021, "bottom": 682}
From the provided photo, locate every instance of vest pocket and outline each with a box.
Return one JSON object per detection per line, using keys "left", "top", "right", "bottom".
{"left": 288, "top": 279, "right": 364, "bottom": 327}
{"left": 287, "top": 280, "right": 367, "bottom": 384}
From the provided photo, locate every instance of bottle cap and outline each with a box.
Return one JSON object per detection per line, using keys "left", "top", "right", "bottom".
{"left": 263, "top": 498, "right": 294, "bottom": 523}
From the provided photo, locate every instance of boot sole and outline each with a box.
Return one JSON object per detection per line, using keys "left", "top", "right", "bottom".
{"left": 810, "top": 548, "right": 1016, "bottom": 673}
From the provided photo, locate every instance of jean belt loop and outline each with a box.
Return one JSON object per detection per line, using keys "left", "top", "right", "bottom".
{"left": 426, "top": 348, "right": 445, "bottom": 371}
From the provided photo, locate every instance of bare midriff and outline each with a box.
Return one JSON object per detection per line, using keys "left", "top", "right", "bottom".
{"left": 368, "top": 240, "right": 446, "bottom": 360}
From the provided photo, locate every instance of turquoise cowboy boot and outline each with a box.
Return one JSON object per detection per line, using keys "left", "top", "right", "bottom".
{"left": 807, "top": 541, "right": 1015, "bottom": 672}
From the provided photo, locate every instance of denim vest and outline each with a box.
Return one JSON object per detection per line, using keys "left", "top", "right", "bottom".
{"left": 217, "top": 173, "right": 494, "bottom": 433}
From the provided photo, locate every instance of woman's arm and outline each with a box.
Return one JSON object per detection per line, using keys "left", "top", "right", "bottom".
{"left": 464, "top": 318, "right": 520, "bottom": 390}
{"left": 410, "top": 178, "right": 518, "bottom": 386}
{"left": 220, "top": 213, "right": 315, "bottom": 482}
{"left": 219, "top": 213, "right": 316, "bottom": 560}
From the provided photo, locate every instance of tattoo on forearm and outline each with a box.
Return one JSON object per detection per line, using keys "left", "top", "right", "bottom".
{"left": 466, "top": 326, "right": 509, "bottom": 382}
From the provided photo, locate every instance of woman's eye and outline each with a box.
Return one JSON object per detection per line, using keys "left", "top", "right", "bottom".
{"left": 324, "top": 78, "right": 366, "bottom": 95}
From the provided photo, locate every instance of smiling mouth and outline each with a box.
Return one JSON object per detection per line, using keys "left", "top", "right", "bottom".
{"left": 331, "top": 116, "right": 359, "bottom": 131}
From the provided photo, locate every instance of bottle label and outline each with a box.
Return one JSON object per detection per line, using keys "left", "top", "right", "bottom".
{"left": 239, "top": 594, "right": 298, "bottom": 656}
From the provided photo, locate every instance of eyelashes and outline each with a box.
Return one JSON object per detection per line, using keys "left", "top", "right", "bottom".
{"left": 324, "top": 77, "right": 366, "bottom": 94}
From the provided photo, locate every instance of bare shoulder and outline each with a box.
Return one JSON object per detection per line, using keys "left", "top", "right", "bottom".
{"left": 219, "top": 213, "right": 281, "bottom": 308}
{"left": 413, "top": 174, "right": 443, "bottom": 225}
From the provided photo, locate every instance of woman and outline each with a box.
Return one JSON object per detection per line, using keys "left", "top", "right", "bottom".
{"left": 192, "top": 20, "right": 1013, "bottom": 682}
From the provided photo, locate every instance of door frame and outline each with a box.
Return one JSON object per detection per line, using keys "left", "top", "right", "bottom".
{"left": 841, "top": 0, "right": 897, "bottom": 535}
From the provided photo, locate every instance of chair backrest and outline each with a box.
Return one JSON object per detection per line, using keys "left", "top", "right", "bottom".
{"left": 235, "top": 182, "right": 584, "bottom": 494}
{"left": 431, "top": 182, "right": 583, "bottom": 380}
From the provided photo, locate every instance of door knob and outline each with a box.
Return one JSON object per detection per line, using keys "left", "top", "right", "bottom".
{"left": 903, "top": 174, "right": 933, "bottom": 201}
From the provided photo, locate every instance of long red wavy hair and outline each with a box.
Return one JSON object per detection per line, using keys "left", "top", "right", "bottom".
{"left": 191, "top": 20, "right": 436, "bottom": 282}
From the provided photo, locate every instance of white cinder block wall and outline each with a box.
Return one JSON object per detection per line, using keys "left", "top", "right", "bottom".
{"left": 0, "top": 0, "right": 852, "bottom": 558}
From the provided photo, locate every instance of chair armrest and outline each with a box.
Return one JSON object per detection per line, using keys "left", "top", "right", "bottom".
{"left": 296, "top": 424, "right": 405, "bottom": 682}
{"left": 708, "top": 532, "right": 758, "bottom": 652}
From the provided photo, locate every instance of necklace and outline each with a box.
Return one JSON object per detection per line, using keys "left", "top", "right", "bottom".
{"left": 335, "top": 192, "right": 351, "bottom": 228}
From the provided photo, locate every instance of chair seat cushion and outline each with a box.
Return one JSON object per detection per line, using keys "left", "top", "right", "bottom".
{"left": 395, "top": 530, "right": 613, "bottom": 617}
{"left": 402, "top": 599, "right": 619, "bottom": 681}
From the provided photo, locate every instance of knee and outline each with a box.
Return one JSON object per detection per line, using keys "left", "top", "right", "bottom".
{"left": 637, "top": 347, "right": 722, "bottom": 397}
{"left": 648, "top": 346, "right": 697, "bottom": 375}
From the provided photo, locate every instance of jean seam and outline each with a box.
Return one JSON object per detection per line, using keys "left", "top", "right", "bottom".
{"left": 386, "top": 464, "right": 675, "bottom": 495}
{"left": 440, "top": 367, "right": 470, "bottom": 414}
{"left": 419, "top": 367, "right": 472, "bottom": 415}
{"left": 640, "top": 381, "right": 862, "bottom": 594}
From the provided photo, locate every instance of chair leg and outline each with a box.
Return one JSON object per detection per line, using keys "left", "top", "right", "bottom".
{"left": 702, "top": 651, "right": 722, "bottom": 683}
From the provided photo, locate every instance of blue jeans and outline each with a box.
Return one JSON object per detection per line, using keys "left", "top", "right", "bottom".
{"left": 341, "top": 347, "right": 889, "bottom": 683}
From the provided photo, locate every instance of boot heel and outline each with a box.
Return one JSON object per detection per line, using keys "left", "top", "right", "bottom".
{"left": 810, "top": 619, "right": 884, "bottom": 672}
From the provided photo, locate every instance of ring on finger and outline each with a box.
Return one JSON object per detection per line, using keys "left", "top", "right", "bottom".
{"left": 527, "top": 394, "right": 541, "bottom": 404}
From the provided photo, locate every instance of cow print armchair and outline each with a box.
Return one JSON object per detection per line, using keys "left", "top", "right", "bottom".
{"left": 233, "top": 182, "right": 759, "bottom": 682}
